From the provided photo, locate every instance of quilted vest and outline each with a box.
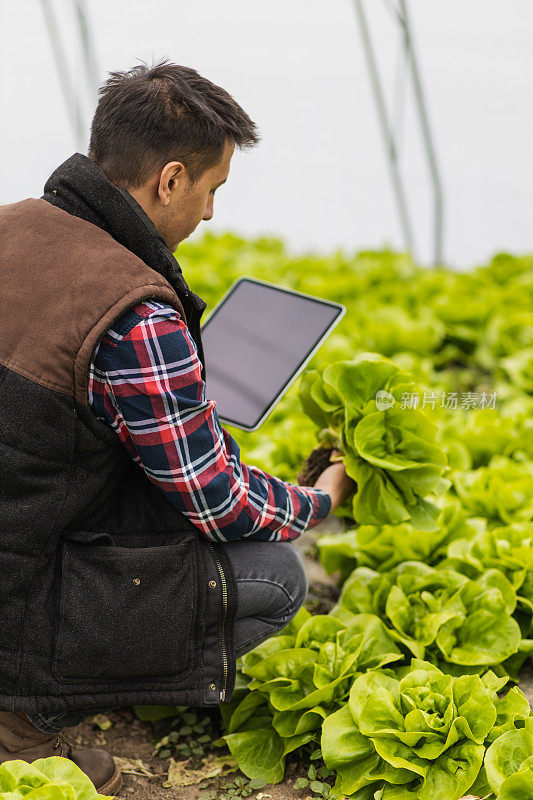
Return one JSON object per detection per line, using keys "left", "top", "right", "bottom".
{"left": 0, "top": 195, "right": 237, "bottom": 715}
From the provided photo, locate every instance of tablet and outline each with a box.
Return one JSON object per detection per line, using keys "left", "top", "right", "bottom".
{"left": 201, "top": 277, "right": 345, "bottom": 431}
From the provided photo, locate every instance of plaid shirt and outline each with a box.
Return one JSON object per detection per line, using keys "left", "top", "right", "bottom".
{"left": 87, "top": 300, "right": 331, "bottom": 542}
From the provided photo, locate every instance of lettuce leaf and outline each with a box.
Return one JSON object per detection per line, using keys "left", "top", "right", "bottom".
{"left": 0, "top": 758, "right": 112, "bottom": 800}
{"left": 484, "top": 718, "right": 533, "bottom": 797}
{"left": 299, "top": 356, "right": 448, "bottom": 529}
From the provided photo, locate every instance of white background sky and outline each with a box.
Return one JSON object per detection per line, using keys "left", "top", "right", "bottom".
{"left": 0, "top": 0, "right": 531, "bottom": 268}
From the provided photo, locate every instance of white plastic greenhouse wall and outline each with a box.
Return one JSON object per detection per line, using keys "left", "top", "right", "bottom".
{"left": 0, "top": 0, "right": 531, "bottom": 268}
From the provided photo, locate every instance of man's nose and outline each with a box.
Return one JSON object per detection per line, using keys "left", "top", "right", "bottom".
{"left": 203, "top": 197, "right": 214, "bottom": 221}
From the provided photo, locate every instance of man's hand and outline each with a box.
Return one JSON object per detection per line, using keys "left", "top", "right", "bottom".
{"left": 313, "top": 450, "right": 356, "bottom": 513}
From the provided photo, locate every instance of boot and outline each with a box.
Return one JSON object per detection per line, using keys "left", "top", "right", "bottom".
{"left": 0, "top": 712, "right": 122, "bottom": 795}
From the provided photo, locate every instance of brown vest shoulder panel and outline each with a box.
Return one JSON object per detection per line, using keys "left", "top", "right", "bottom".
{"left": 0, "top": 198, "right": 185, "bottom": 405}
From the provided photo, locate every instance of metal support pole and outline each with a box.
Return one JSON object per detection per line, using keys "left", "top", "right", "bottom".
{"left": 398, "top": 0, "right": 444, "bottom": 265}
{"left": 353, "top": 0, "right": 445, "bottom": 266}
{"left": 73, "top": 0, "right": 100, "bottom": 107}
{"left": 354, "top": 0, "right": 416, "bottom": 260}
{"left": 39, "top": 0, "right": 100, "bottom": 152}
{"left": 40, "top": 0, "right": 85, "bottom": 149}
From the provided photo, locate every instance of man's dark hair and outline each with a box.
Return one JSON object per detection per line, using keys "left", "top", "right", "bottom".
{"left": 88, "top": 59, "right": 260, "bottom": 188}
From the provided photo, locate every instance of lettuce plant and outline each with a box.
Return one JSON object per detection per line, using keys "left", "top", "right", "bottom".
{"left": 442, "top": 523, "right": 533, "bottom": 604}
{"left": 437, "top": 407, "right": 522, "bottom": 470}
{"left": 501, "top": 348, "right": 533, "bottom": 394}
{"left": 476, "top": 311, "right": 533, "bottom": 368}
{"left": 331, "top": 562, "right": 521, "bottom": 669}
{"left": 0, "top": 757, "right": 112, "bottom": 799}
{"left": 321, "top": 661, "right": 530, "bottom": 800}
{"left": 317, "top": 496, "right": 483, "bottom": 582}
{"left": 484, "top": 718, "right": 533, "bottom": 799}
{"left": 299, "top": 355, "right": 448, "bottom": 531}
{"left": 441, "top": 522, "right": 533, "bottom": 672}
{"left": 345, "top": 307, "right": 445, "bottom": 358}
{"left": 218, "top": 610, "right": 403, "bottom": 782}
{"left": 451, "top": 456, "right": 533, "bottom": 524}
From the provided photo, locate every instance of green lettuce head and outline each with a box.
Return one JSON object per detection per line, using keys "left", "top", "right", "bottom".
{"left": 484, "top": 718, "right": 533, "bottom": 799}
{"left": 501, "top": 347, "right": 533, "bottom": 394}
{"left": 317, "top": 495, "right": 483, "bottom": 583}
{"left": 442, "top": 522, "right": 533, "bottom": 602}
{"left": 322, "top": 661, "right": 527, "bottom": 800}
{"left": 331, "top": 561, "right": 521, "bottom": 668}
{"left": 218, "top": 612, "right": 403, "bottom": 783}
{"left": 452, "top": 456, "right": 533, "bottom": 525}
{"left": 299, "top": 355, "right": 448, "bottom": 531}
{"left": 0, "top": 756, "right": 113, "bottom": 799}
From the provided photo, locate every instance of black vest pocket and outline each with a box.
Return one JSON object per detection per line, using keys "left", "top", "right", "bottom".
{"left": 53, "top": 534, "right": 200, "bottom": 681}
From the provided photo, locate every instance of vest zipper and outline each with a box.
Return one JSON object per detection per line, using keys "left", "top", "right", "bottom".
{"left": 207, "top": 542, "right": 228, "bottom": 701}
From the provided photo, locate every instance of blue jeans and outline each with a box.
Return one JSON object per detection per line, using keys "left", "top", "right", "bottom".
{"left": 28, "top": 540, "right": 308, "bottom": 734}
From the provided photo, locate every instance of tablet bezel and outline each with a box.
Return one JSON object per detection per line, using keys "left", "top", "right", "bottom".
{"left": 201, "top": 276, "right": 345, "bottom": 431}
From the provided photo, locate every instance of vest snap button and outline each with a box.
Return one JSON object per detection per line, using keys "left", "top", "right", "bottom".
{"left": 133, "top": 577, "right": 141, "bottom": 585}
{"left": 209, "top": 580, "right": 217, "bottom": 589}
{"left": 209, "top": 683, "right": 216, "bottom": 691}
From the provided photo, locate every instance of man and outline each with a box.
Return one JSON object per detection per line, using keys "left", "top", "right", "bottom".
{"left": 0, "top": 60, "right": 354, "bottom": 794}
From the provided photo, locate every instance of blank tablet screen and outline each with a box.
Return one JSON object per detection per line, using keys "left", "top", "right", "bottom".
{"left": 201, "top": 277, "right": 344, "bottom": 430}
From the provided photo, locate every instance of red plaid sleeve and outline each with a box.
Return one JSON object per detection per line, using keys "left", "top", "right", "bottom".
{"left": 87, "top": 300, "right": 332, "bottom": 542}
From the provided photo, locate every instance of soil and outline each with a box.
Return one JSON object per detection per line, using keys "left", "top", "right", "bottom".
{"left": 65, "top": 706, "right": 320, "bottom": 800}
{"left": 61, "top": 519, "right": 533, "bottom": 800}
{"left": 297, "top": 447, "right": 336, "bottom": 488}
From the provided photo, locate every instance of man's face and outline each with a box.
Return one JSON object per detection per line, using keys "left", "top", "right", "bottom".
{"left": 158, "top": 139, "right": 234, "bottom": 252}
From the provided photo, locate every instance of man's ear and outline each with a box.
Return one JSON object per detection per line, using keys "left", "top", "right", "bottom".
{"left": 158, "top": 161, "right": 185, "bottom": 206}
